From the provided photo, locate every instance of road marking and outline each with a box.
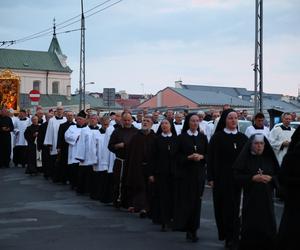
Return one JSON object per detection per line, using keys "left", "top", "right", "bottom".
{"left": 0, "top": 218, "right": 38, "bottom": 224}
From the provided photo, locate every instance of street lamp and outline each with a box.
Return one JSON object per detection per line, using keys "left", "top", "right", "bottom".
{"left": 83, "top": 81, "right": 95, "bottom": 110}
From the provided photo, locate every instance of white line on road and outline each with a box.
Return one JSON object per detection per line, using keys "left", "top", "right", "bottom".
{"left": 0, "top": 218, "right": 38, "bottom": 224}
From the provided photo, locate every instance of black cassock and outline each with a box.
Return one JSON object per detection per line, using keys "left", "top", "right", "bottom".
{"left": 173, "top": 132, "right": 208, "bottom": 233}
{"left": 56, "top": 121, "right": 75, "bottom": 183}
{"left": 152, "top": 134, "right": 178, "bottom": 225}
{"left": 37, "top": 121, "right": 50, "bottom": 177}
{"left": 277, "top": 141, "right": 300, "bottom": 250}
{"left": 24, "top": 124, "right": 40, "bottom": 174}
{"left": 0, "top": 115, "right": 14, "bottom": 168}
{"left": 233, "top": 136, "right": 279, "bottom": 250}
{"left": 207, "top": 131, "right": 247, "bottom": 242}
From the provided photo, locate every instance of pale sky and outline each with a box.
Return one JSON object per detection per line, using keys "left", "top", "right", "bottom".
{"left": 1, "top": 0, "right": 299, "bottom": 96}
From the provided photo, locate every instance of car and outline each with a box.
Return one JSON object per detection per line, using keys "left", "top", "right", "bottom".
{"left": 273, "top": 121, "right": 300, "bottom": 130}
{"left": 206, "top": 119, "right": 252, "bottom": 135}
{"left": 238, "top": 120, "right": 252, "bottom": 134}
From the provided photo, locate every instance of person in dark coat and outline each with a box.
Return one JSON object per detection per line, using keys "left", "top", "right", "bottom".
{"left": 173, "top": 113, "right": 208, "bottom": 242}
{"left": 24, "top": 116, "right": 40, "bottom": 175}
{"left": 0, "top": 108, "right": 14, "bottom": 168}
{"left": 56, "top": 111, "right": 75, "bottom": 184}
{"left": 126, "top": 115, "right": 157, "bottom": 218}
{"left": 37, "top": 113, "right": 53, "bottom": 177}
{"left": 277, "top": 126, "right": 300, "bottom": 250}
{"left": 207, "top": 109, "right": 248, "bottom": 249}
{"left": 108, "top": 112, "right": 138, "bottom": 208}
{"left": 150, "top": 119, "right": 178, "bottom": 231}
{"left": 233, "top": 134, "right": 279, "bottom": 250}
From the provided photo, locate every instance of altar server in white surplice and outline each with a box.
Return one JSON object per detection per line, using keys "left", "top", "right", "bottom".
{"left": 133, "top": 111, "right": 143, "bottom": 130}
{"left": 151, "top": 111, "right": 160, "bottom": 133}
{"left": 101, "top": 113, "right": 123, "bottom": 176}
{"left": 13, "top": 109, "right": 31, "bottom": 167}
{"left": 75, "top": 114, "right": 99, "bottom": 194}
{"left": 64, "top": 110, "right": 87, "bottom": 190}
{"left": 174, "top": 112, "right": 184, "bottom": 136}
{"left": 245, "top": 112, "right": 270, "bottom": 139}
{"left": 43, "top": 106, "right": 66, "bottom": 181}
{"left": 269, "top": 112, "right": 295, "bottom": 165}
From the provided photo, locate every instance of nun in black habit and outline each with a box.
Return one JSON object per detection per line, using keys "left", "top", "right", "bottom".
{"left": 150, "top": 119, "right": 178, "bottom": 230}
{"left": 207, "top": 109, "right": 247, "bottom": 249}
{"left": 233, "top": 134, "right": 279, "bottom": 250}
{"left": 173, "top": 113, "right": 208, "bottom": 242}
{"left": 277, "top": 126, "right": 300, "bottom": 250}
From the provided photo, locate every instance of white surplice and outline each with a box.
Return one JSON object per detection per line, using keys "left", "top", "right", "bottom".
{"left": 101, "top": 125, "right": 116, "bottom": 173}
{"left": 151, "top": 122, "right": 160, "bottom": 133}
{"left": 75, "top": 126, "right": 98, "bottom": 166}
{"left": 245, "top": 125, "right": 270, "bottom": 139}
{"left": 14, "top": 118, "right": 31, "bottom": 146}
{"left": 43, "top": 116, "right": 67, "bottom": 155}
{"left": 269, "top": 126, "right": 295, "bottom": 165}
{"left": 93, "top": 132, "right": 107, "bottom": 172}
{"left": 65, "top": 124, "right": 84, "bottom": 164}
{"left": 174, "top": 123, "right": 183, "bottom": 136}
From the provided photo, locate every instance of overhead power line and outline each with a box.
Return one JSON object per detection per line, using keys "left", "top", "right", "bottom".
{"left": 0, "top": 0, "right": 123, "bottom": 47}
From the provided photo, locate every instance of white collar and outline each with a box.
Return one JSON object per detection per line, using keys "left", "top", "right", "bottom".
{"left": 224, "top": 128, "right": 238, "bottom": 134}
{"left": 187, "top": 129, "right": 198, "bottom": 136}
{"left": 161, "top": 132, "right": 172, "bottom": 137}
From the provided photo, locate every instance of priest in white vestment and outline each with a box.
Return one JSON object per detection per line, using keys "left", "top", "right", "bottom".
{"left": 43, "top": 106, "right": 66, "bottom": 180}
{"left": 269, "top": 112, "right": 295, "bottom": 165}
{"left": 13, "top": 110, "right": 31, "bottom": 167}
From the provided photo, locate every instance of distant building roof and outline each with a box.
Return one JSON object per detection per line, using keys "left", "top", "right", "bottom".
{"left": 181, "top": 83, "right": 251, "bottom": 97}
{"left": 19, "top": 93, "right": 122, "bottom": 110}
{"left": 0, "top": 36, "right": 72, "bottom": 73}
{"left": 170, "top": 87, "right": 252, "bottom": 107}
{"left": 115, "top": 99, "right": 141, "bottom": 109}
{"left": 263, "top": 98, "right": 300, "bottom": 112}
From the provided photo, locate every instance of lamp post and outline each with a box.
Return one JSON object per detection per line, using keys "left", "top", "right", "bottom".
{"left": 79, "top": 0, "right": 85, "bottom": 111}
{"left": 83, "top": 81, "right": 95, "bottom": 110}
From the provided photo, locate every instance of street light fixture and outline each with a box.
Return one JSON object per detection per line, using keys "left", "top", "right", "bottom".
{"left": 83, "top": 81, "right": 95, "bottom": 110}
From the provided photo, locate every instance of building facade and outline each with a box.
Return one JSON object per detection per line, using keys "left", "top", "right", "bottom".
{"left": 0, "top": 34, "right": 72, "bottom": 98}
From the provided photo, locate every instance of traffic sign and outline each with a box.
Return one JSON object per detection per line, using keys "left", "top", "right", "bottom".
{"left": 103, "top": 88, "right": 115, "bottom": 107}
{"left": 29, "top": 89, "right": 40, "bottom": 102}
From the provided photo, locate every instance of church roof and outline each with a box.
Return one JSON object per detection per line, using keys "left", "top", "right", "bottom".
{"left": 0, "top": 36, "right": 72, "bottom": 73}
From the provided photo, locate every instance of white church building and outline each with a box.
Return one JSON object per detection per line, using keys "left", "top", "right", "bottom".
{"left": 0, "top": 33, "right": 72, "bottom": 97}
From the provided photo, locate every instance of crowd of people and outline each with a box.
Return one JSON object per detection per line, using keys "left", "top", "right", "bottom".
{"left": 0, "top": 105, "right": 299, "bottom": 250}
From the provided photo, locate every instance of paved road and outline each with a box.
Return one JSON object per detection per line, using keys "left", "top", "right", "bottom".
{"left": 0, "top": 167, "right": 283, "bottom": 250}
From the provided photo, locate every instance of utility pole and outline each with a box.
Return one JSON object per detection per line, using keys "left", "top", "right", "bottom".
{"left": 79, "top": 0, "right": 86, "bottom": 111}
{"left": 254, "top": 0, "right": 263, "bottom": 114}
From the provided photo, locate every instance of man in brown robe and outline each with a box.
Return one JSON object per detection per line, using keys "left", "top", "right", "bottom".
{"left": 108, "top": 112, "right": 138, "bottom": 208}
{"left": 126, "top": 115, "right": 156, "bottom": 218}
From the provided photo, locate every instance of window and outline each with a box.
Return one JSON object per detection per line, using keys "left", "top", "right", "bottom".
{"left": 52, "top": 81, "right": 59, "bottom": 94}
{"left": 33, "top": 81, "right": 40, "bottom": 91}
{"left": 66, "top": 85, "right": 71, "bottom": 96}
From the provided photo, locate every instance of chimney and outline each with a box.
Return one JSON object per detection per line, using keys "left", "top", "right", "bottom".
{"left": 175, "top": 79, "right": 183, "bottom": 88}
